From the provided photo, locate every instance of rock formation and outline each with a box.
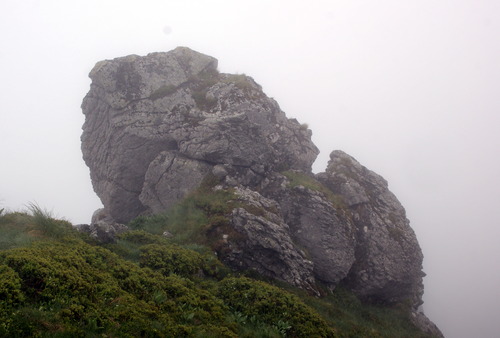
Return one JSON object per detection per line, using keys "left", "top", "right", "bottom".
{"left": 81, "top": 47, "right": 317, "bottom": 223}
{"left": 81, "top": 47, "right": 441, "bottom": 336}
{"left": 317, "top": 150, "right": 425, "bottom": 306}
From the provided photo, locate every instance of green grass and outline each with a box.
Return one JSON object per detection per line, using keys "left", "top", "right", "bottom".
{"left": 128, "top": 174, "right": 236, "bottom": 246}
{"left": 282, "top": 170, "right": 347, "bottom": 209}
{"left": 0, "top": 213, "right": 35, "bottom": 250}
{"left": 0, "top": 204, "right": 77, "bottom": 250}
{"left": 297, "top": 287, "right": 429, "bottom": 338}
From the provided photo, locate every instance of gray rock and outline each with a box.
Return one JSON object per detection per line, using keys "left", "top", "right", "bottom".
{"left": 81, "top": 47, "right": 318, "bottom": 223}
{"left": 75, "top": 208, "right": 128, "bottom": 243}
{"left": 261, "top": 171, "right": 356, "bottom": 288}
{"left": 317, "top": 150, "right": 425, "bottom": 307}
{"left": 218, "top": 186, "right": 317, "bottom": 293}
{"left": 139, "top": 151, "right": 211, "bottom": 214}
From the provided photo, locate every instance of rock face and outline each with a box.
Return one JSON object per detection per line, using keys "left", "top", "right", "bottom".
{"left": 317, "top": 150, "right": 425, "bottom": 306}
{"left": 81, "top": 47, "right": 317, "bottom": 223}
{"left": 222, "top": 186, "right": 317, "bottom": 293}
{"left": 81, "top": 47, "right": 439, "bottom": 334}
{"left": 259, "top": 171, "right": 357, "bottom": 289}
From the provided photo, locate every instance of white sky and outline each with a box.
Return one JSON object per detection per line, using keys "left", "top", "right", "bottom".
{"left": 1, "top": 1, "right": 499, "bottom": 336}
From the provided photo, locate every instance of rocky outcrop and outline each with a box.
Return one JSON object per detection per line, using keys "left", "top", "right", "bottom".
{"left": 81, "top": 47, "right": 318, "bottom": 223}
{"left": 259, "top": 171, "right": 357, "bottom": 289}
{"left": 80, "top": 47, "right": 439, "bottom": 335}
{"left": 221, "top": 186, "right": 317, "bottom": 293}
{"left": 317, "top": 150, "right": 425, "bottom": 306}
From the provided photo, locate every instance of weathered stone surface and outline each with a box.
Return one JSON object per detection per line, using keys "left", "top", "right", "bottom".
{"left": 81, "top": 47, "right": 318, "bottom": 223}
{"left": 260, "top": 172, "right": 357, "bottom": 288}
{"left": 139, "top": 151, "right": 212, "bottom": 214}
{"left": 217, "top": 186, "right": 317, "bottom": 293}
{"left": 317, "top": 150, "right": 424, "bottom": 307}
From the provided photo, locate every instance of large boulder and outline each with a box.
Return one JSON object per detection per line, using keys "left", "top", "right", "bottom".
{"left": 81, "top": 47, "right": 318, "bottom": 223}
{"left": 317, "top": 150, "right": 425, "bottom": 306}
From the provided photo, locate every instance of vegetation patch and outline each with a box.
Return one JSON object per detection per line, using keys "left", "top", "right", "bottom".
{"left": 282, "top": 170, "right": 347, "bottom": 210}
{"left": 0, "top": 204, "right": 77, "bottom": 250}
{"left": 128, "top": 174, "right": 236, "bottom": 247}
{"left": 189, "top": 68, "right": 220, "bottom": 110}
{"left": 0, "top": 239, "right": 230, "bottom": 336}
{"left": 218, "top": 277, "right": 337, "bottom": 337}
{"left": 294, "top": 286, "right": 431, "bottom": 338}
{"left": 140, "top": 243, "right": 203, "bottom": 277}
{"left": 222, "top": 74, "right": 254, "bottom": 91}
{"left": 0, "top": 203, "right": 435, "bottom": 337}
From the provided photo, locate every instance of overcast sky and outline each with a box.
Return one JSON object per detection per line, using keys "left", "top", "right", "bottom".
{"left": 1, "top": 1, "right": 499, "bottom": 336}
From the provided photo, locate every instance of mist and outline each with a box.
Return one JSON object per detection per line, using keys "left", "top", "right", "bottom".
{"left": 1, "top": 1, "right": 499, "bottom": 336}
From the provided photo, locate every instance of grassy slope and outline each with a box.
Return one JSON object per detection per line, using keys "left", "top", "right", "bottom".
{"left": 0, "top": 200, "right": 434, "bottom": 337}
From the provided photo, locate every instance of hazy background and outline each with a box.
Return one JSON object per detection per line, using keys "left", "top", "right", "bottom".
{"left": 1, "top": 1, "right": 499, "bottom": 336}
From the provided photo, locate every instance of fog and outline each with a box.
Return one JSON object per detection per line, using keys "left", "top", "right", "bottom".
{"left": 1, "top": 1, "right": 499, "bottom": 336}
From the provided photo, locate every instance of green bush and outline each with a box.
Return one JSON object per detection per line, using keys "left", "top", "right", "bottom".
{"left": 0, "top": 240, "right": 230, "bottom": 336}
{"left": 139, "top": 243, "right": 228, "bottom": 280}
{"left": 0, "top": 264, "right": 25, "bottom": 306}
{"left": 217, "top": 277, "right": 337, "bottom": 337}
{"left": 140, "top": 243, "right": 204, "bottom": 277}
{"left": 119, "top": 229, "right": 167, "bottom": 244}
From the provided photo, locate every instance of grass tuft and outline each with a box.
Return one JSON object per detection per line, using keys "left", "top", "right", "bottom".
{"left": 282, "top": 170, "right": 347, "bottom": 210}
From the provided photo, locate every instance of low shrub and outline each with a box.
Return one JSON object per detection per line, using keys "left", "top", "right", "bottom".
{"left": 217, "top": 277, "right": 337, "bottom": 337}
{"left": 0, "top": 264, "right": 25, "bottom": 306}
{"left": 140, "top": 243, "right": 204, "bottom": 277}
{"left": 0, "top": 240, "right": 229, "bottom": 336}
